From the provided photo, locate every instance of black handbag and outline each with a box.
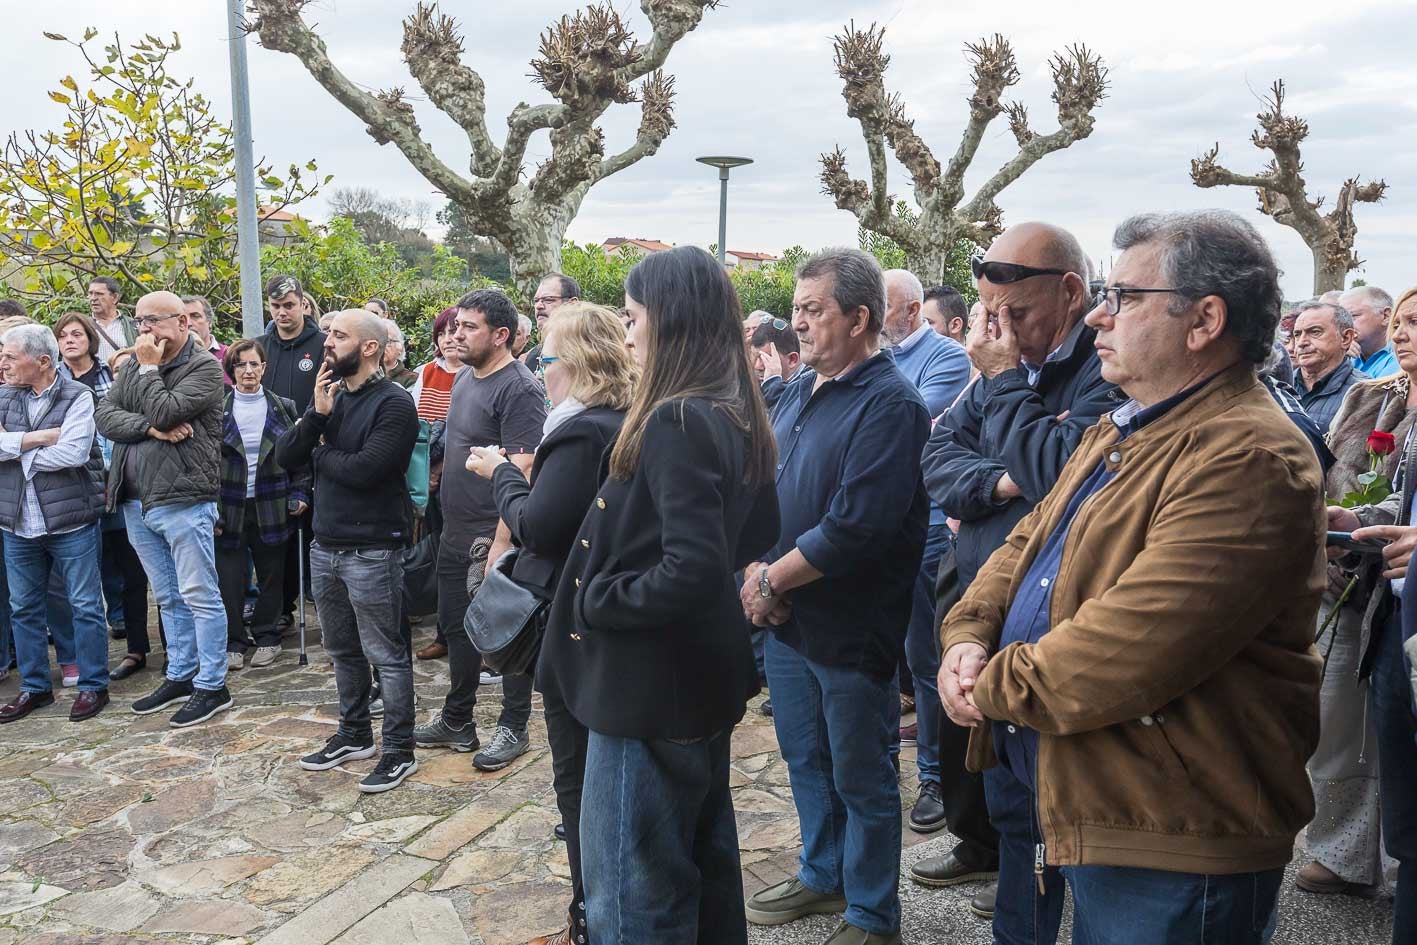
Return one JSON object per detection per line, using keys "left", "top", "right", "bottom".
{"left": 401, "top": 527, "right": 440, "bottom": 618}
{"left": 464, "top": 548, "right": 547, "bottom": 676}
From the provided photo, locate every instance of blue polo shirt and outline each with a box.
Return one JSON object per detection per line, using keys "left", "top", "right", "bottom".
{"left": 993, "top": 378, "right": 1210, "bottom": 791}
{"left": 1354, "top": 345, "right": 1400, "bottom": 380}
{"left": 767, "top": 351, "right": 931, "bottom": 680}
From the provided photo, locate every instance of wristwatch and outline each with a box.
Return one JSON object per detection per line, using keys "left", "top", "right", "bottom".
{"left": 758, "top": 565, "right": 775, "bottom": 599}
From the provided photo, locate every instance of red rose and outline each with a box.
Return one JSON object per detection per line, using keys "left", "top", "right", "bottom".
{"left": 1367, "top": 430, "right": 1397, "bottom": 456}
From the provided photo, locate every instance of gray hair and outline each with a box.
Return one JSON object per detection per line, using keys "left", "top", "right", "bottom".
{"left": 1342, "top": 285, "right": 1394, "bottom": 314}
{"left": 2, "top": 324, "right": 60, "bottom": 364}
{"left": 1293, "top": 299, "right": 1355, "bottom": 333}
{"left": 1112, "top": 210, "right": 1282, "bottom": 365}
{"left": 883, "top": 268, "right": 924, "bottom": 304}
{"left": 796, "top": 247, "right": 886, "bottom": 333}
{"left": 381, "top": 317, "right": 404, "bottom": 345}
{"left": 517, "top": 313, "right": 534, "bottom": 334}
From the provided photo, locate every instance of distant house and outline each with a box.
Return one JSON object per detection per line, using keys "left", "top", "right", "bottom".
{"left": 602, "top": 237, "right": 673, "bottom": 258}
{"left": 725, "top": 250, "right": 779, "bottom": 272}
{"left": 256, "top": 205, "right": 302, "bottom": 246}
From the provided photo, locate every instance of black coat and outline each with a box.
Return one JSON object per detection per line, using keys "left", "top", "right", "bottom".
{"left": 543, "top": 398, "right": 780, "bottom": 740}
{"left": 921, "top": 318, "right": 1119, "bottom": 589}
{"left": 490, "top": 406, "right": 625, "bottom": 601}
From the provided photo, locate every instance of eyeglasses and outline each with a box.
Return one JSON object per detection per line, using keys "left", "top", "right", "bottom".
{"left": 135, "top": 313, "right": 180, "bottom": 327}
{"left": 235, "top": 362, "right": 264, "bottom": 373}
{"left": 539, "top": 356, "right": 559, "bottom": 366}
{"left": 971, "top": 256, "right": 1069, "bottom": 285}
{"left": 533, "top": 296, "right": 563, "bottom": 307}
{"left": 758, "top": 316, "right": 789, "bottom": 331}
{"left": 1101, "top": 286, "right": 1185, "bottom": 315}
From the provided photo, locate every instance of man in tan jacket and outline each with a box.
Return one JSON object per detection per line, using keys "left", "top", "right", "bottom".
{"left": 939, "top": 209, "right": 1325, "bottom": 943}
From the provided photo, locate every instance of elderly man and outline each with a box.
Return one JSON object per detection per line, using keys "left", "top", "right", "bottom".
{"left": 1341, "top": 286, "right": 1398, "bottom": 378}
{"left": 0, "top": 326, "right": 109, "bottom": 723}
{"left": 923, "top": 285, "right": 970, "bottom": 345}
{"left": 278, "top": 310, "right": 420, "bottom": 793}
{"left": 940, "top": 209, "right": 1324, "bottom": 943}
{"left": 87, "top": 276, "right": 138, "bottom": 364}
{"left": 521, "top": 273, "right": 579, "bottom": 373}
{"left": 742, "top": 248, "right": 929, "bottom": 945}
{"left": 882, "top": 269, "right": 971, "bottom": 417}
{"left": 916, "top": 222, "right": 1117, "bottom": 926}
{"left": 380, "top": 318, "right": 418, "bottom": 389}
{"left": 1292, "top": 299, "right": 1368, "bottom": 432}
{"left": 512, "top": 313, "right": 533, "bottom": 358}
{"left": 96, "top": 290, "right": 228, "bottom": 727}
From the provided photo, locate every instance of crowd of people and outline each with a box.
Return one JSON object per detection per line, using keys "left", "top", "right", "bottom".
{"left": 0, "top": 207, "right": 1413, "bottom": 945}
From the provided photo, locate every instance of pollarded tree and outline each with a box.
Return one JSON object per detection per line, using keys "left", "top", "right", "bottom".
{"left": 248, "top": 0, "right": 715, "bottom": 299}
{"left": 820, "top": 24, "right": 1106, "bottom": 283}
{"left": 1191, "top": 80, "right": 1387, "bottom": 295}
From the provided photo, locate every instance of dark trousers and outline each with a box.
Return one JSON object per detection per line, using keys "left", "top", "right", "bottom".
{"left": 581, "top": 727, "right": 744, "bottom": 945}
{"left": 986, "top": 763, "right": 1063, "bottom": 945}
{"left": 437, "top": 539, "right": 532, "bottom": 731}
{"left": 545, "top": 684, "right": 590, "bottom": 940}
{"left": 217, "top": 507, "right": 286, "bottom": 653}
{"left": 1065, "top": 865, "right": 1281, "bottom": 945}
{"left": 1373, "top": 608, "right": 1417, "bottom": 945}
{"left": 310, "top": 542, "right": 414, "bottom": 755}
{"left": 103, "top": 521, "right": 154, "bottom": 655}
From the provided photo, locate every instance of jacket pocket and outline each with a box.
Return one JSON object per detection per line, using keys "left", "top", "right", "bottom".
{"left": 1137, "top": 715, "right": 1190, "bottom": 782}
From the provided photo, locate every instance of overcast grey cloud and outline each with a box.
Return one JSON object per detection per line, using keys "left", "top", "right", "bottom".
{"left": 4, "top": 0, "right": 1414, "bottom": 300}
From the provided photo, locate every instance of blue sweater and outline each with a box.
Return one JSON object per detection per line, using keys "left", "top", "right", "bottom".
{"left": 891, "top": 328, "right": 971, "bottom": 418}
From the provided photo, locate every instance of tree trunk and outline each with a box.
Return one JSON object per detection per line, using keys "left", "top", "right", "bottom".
{"left": 502, "top": 215, "right": 564, "bottom": 303}
{"left": 905, "top": 246, "right": 948, "bottom": 286}
{"left": 1311, "top": 245, "right": 1349, "bottom": 296}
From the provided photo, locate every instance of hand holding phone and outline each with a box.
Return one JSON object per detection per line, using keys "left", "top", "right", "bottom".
{"left": 1326, "top": 531, "right": 1390, "bottom": 555}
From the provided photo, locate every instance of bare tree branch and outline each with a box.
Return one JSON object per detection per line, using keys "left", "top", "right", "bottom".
{"left": 401, "top": 4, "right": 500, "bottom": 175}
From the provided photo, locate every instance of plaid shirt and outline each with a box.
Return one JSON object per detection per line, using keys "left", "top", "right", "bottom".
{"left": 59, "top": 359, "right": 115, "bottom": 466}
{"left": 217, "top": 389, "right": 310, "bottom": 547}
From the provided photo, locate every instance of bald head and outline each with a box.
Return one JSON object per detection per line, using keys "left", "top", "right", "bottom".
{"left": 986, "top": 221, "right": 1089, "bottom": 281}
{"left": 332, "top": 308, "right": 389, "bottom": 347}
{"left": 325, "top": 308, "right": 389, "bottom": 381}
{"left": 134, "top": 290, "right": 192, "bottom": 360}
{"left": 882, "top": 268, "right": 926, "bottom": 345}
{"left": 135, "top": 291, "right": 184, "bottom": 318}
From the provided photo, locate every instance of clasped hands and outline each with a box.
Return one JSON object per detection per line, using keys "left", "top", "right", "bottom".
{"left": 938, "top": 641, "right": 989, "bottom": 728}
{"left": 740, "top": 561, "right": 792, "bottom": 627}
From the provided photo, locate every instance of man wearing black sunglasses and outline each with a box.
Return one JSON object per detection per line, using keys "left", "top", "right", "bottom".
{"left": 914, "top": 222, "right": 1118, "bottom": 935}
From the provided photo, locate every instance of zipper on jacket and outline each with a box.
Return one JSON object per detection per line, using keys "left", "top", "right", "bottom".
{"left": 1034, "top": 842, "right": 1046, "bottom": 894}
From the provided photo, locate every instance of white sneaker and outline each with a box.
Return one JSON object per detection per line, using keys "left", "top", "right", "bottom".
{"left": 249, "top": 645, "right": 281, "bottom": 668}
{"left": 479, "top": 669, "right": 503, "bottom": 685}
{"left": 227, "top": 651, "right": 245, "bottom": 671}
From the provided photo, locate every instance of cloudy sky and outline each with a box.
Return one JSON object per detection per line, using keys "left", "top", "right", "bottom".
{"left": 7, "top": 0, "right": 1415, "bottom": 300}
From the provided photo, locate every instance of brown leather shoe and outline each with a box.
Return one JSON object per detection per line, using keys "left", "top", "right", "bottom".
{"left": 1295, "top": 860, "right": 1379, "bottom": 896}
{"left": 69, "top": 688, "right": 110, "bottom": 722}
{"left": 526, "top": 929, "right": 571, "bottom": 945}
{"left": 416, "top": 642, "right": 448, "bottom": 660}
{"left": 0, "top": 689, "right": 56, "bottom": 723}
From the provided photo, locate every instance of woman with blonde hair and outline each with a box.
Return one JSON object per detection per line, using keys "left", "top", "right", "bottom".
{"left": 466, "top": 302, "right": 634, "bottom": 945}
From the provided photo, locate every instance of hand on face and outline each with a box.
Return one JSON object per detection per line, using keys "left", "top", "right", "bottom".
{"left": 134, "top": 333, "right": 166, "bottom": 366}
{"left": 965, "top": 305, "right": 1022, "bottom": 378}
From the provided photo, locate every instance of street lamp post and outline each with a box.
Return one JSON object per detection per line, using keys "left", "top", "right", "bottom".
{"left": 227, "top": 0, "right": 263, "bottom": 339}
{"left": 696, "top": 156, "right": 753, "bottom": 265}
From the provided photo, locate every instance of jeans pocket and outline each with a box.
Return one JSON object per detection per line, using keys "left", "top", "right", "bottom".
{"left": 353, "top": 548, "right": 393, "bottom": 562}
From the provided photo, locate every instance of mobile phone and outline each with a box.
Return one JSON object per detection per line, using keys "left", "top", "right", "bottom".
{"left": 1326, "top": 531, "right": 1389, "bottom": 555}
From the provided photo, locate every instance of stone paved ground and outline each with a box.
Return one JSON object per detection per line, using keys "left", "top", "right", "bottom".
{"left": 0, "top": 610, "right": 1396, "bottom": 944}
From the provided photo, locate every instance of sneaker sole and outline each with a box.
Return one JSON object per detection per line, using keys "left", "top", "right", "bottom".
{"left": 908, "top": 814, "right": 949, "bottom": 835}
{"left": 415, "top": 740, "right": 478, "bottom": 753}
{"left": 358, "top": 759, "right": 419, "bottom": 794}
{"left": 300, "top": 744, "right": 377, "bottom": 771}
{"left": 472, "top": 745, "right": 528, "bottom": 772}
{"left": 744, "top": 897, "right": 848, "bottom": 926}
{"left": 968, "top": 903, "right": 995, "bottom": 920}
{"left": 911, "top": 869, "right": 998, "bottom": 889}
{"left": 169, "top": 696, "right": 234, "bottom": 728}
{"left": 132, "top": 694, "right": 192, "bottom": 715}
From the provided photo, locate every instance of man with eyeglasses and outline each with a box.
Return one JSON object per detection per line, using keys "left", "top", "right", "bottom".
{"left": 939, "top": 209, "right": 1323, "bottom": 943}
{"left": 95, "top": 290, "right": 229, "bottom": 727}
{"left": 521, "top": 273, "right": 580, "bottom": 375}
{"left": 917, "top": 221, "right": 1118, "bottom": 932}
{"left": 87, "top": 276, "right": 138, "bottom": 365}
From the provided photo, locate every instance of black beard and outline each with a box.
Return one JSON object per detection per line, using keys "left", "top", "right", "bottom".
{"left": 325, "top": 348, "right": 362, "bottom": 378}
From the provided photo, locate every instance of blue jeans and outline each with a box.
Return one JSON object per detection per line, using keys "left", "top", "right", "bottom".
{"left": 123, "top": 501, "right": 227, "bottom": 691}
{"left": 581, "top": 727, "right": 744, "bottom": 945}
{"left": 309, "top": 542, "right": 414, "bottom": 755}
{"left": 1064, "top": 864, "right": 1281, "bottom": 945}
{"left": 765, "top": 633, "right": 901, "bottom": 934}
{"left": 5, "top": 523, "right": 108, "bottom": 693}
{"left": 905, "top": 522, "right": 951, "bottom": 783}
{"left": 1373, "top": 609, "right": 1417, "bottom": 945}
{"left": 986, "top": 763, "right": 1063, "bottom": 945}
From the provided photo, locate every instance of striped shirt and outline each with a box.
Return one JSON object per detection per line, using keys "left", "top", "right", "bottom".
{"left": 411, "top": 359, "right": 463, "bottom": 423}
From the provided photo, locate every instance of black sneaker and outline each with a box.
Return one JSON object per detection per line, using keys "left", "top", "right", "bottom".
{"left": 131, "top": 677, "right": 194, "bottom": 715}
{"left": 300, "top": 732, "right": 377, "bottom": 771}
{"left": 169, "top": 686, "right": 234, "bottom": 728}
{"left": 358, "top": 753, "right": 419, "bottom": 794}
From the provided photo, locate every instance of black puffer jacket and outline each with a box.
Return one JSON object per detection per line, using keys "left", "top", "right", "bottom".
{"left": 95, "top": 338, "right": 224, "bottom": 512}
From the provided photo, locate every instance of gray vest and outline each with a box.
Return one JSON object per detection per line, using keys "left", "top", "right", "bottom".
{"left": 0, "top": 377, "right": 105, "bottom": 534}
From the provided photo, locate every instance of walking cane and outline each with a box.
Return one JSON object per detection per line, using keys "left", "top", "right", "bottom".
{"left": 297, "top": 523, "right": 308, "bottom": 667}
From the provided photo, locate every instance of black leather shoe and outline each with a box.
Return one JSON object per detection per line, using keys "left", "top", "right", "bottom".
{"left": 554, "top": 822, "right": 566, "bottom": 841}
{"left": 909, "top": 850, "right": 998, "bottom": 888}
{"left": 969, "top": 882, "right": 997, "bottom": 919}
{"left": 0, "top": 690, "right": 56, "bottom": 723}
{"left": 909, "top": 780, "right": 947, "bottom": 833}
{"left": 110, "top": 655, "right": 147, "bottom": 681}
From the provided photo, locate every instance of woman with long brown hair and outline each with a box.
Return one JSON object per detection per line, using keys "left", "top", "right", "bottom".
{"left": 542, "top": 246, "right": 779, "bottom": 943}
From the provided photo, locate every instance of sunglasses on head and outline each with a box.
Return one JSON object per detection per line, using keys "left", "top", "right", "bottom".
{"left": 971, "top": 255, "right": 1070, "bottom": 285}
{"left": 758, "top": 315, "right": 788, "bottom": 331}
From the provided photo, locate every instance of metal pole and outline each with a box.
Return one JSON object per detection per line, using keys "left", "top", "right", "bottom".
{"left": 227, "top": 0, "right": 264, "bottom": 339}
{"left": 716, "top": 167, "right": 729, "bottom": 265}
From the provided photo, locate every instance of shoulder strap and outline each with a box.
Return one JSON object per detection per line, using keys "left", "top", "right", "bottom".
{"left": 93, "top": 318, "right": 127, "bottom": 353}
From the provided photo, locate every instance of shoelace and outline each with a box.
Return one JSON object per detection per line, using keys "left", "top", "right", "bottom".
{"left": 487, "top": 726, "right": 517, "bottom": 752}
